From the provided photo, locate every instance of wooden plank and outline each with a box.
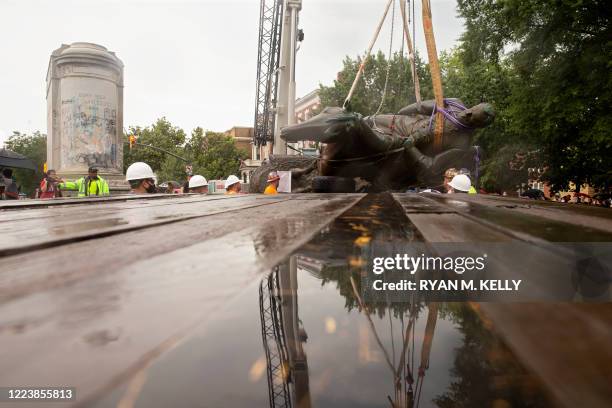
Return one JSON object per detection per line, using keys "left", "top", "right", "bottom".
{"left": 0, "top": 194, "right": 237, "bottom": 223}
{"left": 0, "top": 195, "right": 291, "bottom": 256}
{"left": 393, "top": 193, "right": 510, "bottom": 241}
{"left": 425, "top": 193, "right": 612, "bottom": 233}
{"left": 393, "top": 193, "right": 511, "bottom": 242}
{"left": 476, "top": 303, "right": 612, "bottom": 408}
{"left": 0, "top": 194, "right": 364, "bottom": 408}
{"left": 393, "top": 194, "right": 612, "bottom": 407}
{"left": 392, "top": 192, "right": 455, "bottom": 213}
{"left": 451, "top": 193, "right": 612, "bottom": 220}
{"left": 423, "top": 193, "right": 612, "bottom": 242}
{"left": 0, "top": 193, "right": 182, "bottom": 210}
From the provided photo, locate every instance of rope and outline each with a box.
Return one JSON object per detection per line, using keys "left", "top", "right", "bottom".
{"left": 344, "top": 0, "right": 394, "bottom": 109}
{"left": 286, "top": 143, "right": 303, "bottom": 154}
{"left": 428, "top": 98, "right": 472, "bottom": 133}
{"left": 319, "top": 146, "right": 404, "bottom": 163}
{"left": 474, "top": 145, "right": 480, "bottom": 188}
{"left": 374, "top": 0, "right": 396, "bottom": 116}
{"left": 400, "top": 0, "right": 422, "bottom": 107}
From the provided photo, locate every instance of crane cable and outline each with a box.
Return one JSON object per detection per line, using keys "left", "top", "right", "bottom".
{"left": 374, "top": 0, "right": 396, "bottom": 116}
{"left": 344, "top": 0, "right": 446, "bottom": 153}
{"left": 400, "top": 0, "right": 422, "bottom": 108}
{"left": 343, "top": 0, "right": 394, "bottom": 110}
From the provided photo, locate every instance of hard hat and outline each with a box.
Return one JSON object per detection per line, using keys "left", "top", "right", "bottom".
{"left": 126, "top": 162, "right": 155, "bottom": 181}
{"left": 267, "top": 171, "right": 280, "bottom": 182}
{"left": 189, "top": 175, "right": 208, "bottom": 188}
{"left": 448, "top": 174, "right": 472, "bottom": 192}
{"left": 224, "top": 175, "right": 240, "bottom": 189}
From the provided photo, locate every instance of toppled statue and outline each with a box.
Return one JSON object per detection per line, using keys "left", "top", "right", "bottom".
{"left": 250, "top": 99, "right": 495, "bottom": 193}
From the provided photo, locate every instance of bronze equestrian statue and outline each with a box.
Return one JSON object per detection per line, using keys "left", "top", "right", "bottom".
{"left": 250, "top": 99, "right": 495, "bottom": 192}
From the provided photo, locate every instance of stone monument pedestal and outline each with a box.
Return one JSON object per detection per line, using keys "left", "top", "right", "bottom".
{"left": 47, "top": 42, "right": 129, "bottom": 194}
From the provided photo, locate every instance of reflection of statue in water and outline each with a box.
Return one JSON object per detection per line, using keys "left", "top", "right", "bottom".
{"left": 250, "top": 99, "right": 495, "bottom": 192}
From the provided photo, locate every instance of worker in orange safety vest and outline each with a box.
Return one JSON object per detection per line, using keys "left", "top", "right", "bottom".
{"left": 264, "top": 171, "right": 280, "bottom": 195}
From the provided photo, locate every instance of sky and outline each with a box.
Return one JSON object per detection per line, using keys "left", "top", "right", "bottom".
{"left": 0, "top": 0, "right": 465, "bottom": 147}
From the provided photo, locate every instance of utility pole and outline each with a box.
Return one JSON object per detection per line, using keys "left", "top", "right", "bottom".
{"left": 273, "top": 0, "right": 302, "bottom": 155}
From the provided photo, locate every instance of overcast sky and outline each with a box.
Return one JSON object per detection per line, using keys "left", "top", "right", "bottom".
{"left": 0, "top": 0, "right": 464, "bottom": 146}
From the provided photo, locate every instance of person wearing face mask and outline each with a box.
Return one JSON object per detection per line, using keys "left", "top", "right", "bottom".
{"left": 39, "top": 169, "right": 63, "bottom": 199}
{"left": 58, "top": 167, "right": 110, "bottom": 197}
{"left": 126, "top": 162, "right": 158, "bottom": 194}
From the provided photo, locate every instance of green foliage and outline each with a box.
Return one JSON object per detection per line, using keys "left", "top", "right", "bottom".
{"left": 457, "top": 0, "right": 612, "bottom": 191}
{"left": 319, "top": 0, "right": 611, "bottom": 192}
{"left": 434, "top": 303, "right": 552, "bottom": 408}
{"left": 124, "top": 119, "right": 248, "bottom": 184}
{"left": 318, "top": 51, "right": 433, "bottom": 115}
{"left": 123, "top": 117, "right": 187, "bottom": 181}
{"left": 185, "top": 128, "right": 248, "bottom": 180}
{"left": 4, "top": 131, "right": 46, "bottom": 196}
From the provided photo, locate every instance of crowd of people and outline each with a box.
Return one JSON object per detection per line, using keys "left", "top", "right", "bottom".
{"left": 0, "top": 162, "right": 282, "bottom": 200}
{"left": 1, "top": 161, "right": 609, "bottom": 208}
{"left": 418, "top": 167, "right": 478, "bottom": 195}
{"left": 122, "top": 161, "right": 280, "bottom": 197}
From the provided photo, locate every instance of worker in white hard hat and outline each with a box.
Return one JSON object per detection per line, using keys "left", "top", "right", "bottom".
{"left": 447, "top": 174, "right": 472, "bottom": 194}
{"left": 188, "top": 175, "right": 208, "bottom": 194}
{"left": 224, "top": 175, "right": 241, "bottom": 195}
{"left": 264, "top": 171, "right": 280, "bottom": 195}
{"left": 458, "top": 168, "right": 478, "bottom": 194}
{"left": 126, "top": 162, "right": 157, "bottom": 194}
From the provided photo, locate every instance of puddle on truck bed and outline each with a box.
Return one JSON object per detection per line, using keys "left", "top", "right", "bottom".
{"left": 91, "top": 194, "right": 559, "bottom": 408}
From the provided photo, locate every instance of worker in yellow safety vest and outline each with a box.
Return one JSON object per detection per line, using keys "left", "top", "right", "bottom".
{"left": 458, "top": 168, "right": 478, "bottom": 194}
{"left": 264, "top": 171, "right": 280, "bottom": 195}
{"left": 447, "top": 174, "right": 472, "bottom": 194}
{"left": 58, "top": 167, "right": 110, "bottom": 197}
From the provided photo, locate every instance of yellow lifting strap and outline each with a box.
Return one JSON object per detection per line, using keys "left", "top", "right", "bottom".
{"left": 422, "top": 0, "right": 445, "bottom": 151}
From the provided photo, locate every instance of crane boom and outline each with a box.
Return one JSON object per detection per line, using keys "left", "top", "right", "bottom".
{"left": 253, "top": 0, "right": 284, "bottom": 147}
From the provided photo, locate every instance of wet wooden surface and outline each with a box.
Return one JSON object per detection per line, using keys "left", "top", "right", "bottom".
{"left": 394, "top": 193, "right": 612, "bottom": 408}
{"left": 475, "top": 303, "right": 612, "bottom": 408}
{"left": 0, "top": 194, "right": 364, "bottom": 407}
{"left": 0, "top": 194, "right": 291, "bottom": 256}
{"left": 0, "top": 192, "right": 611, "bottom": 407}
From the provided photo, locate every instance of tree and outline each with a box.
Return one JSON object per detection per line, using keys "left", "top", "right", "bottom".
{"left": 124, "top": 120, "right": 248, "bottom": 184}
{"left": 318, "top": 51, "right": 433, "bottom": 115}
{"left": 456, "top": 0, "right": 612, "bottom": 191}
{"left": 186, "top": 128, "right": 248, "bottom": 180}
{"left": 123, "top": 117, "right": 188, "bottom": 182}
{"left": 318, "top": 1, "right": 611, "bottom": 193}
{"left": 4, "top": 131, "right": 46, "bottom": 196}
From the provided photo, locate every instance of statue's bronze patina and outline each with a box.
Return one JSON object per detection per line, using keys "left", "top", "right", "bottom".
{"left": 250, "top": 99, "right": 495, "bottom": 193}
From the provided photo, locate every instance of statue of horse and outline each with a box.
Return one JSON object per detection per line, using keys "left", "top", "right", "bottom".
{"left": 251, "top": 99, "right": 495, "bottom": 192}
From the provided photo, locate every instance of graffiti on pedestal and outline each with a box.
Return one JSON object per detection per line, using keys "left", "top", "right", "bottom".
{"left": 61, "top": 93, "right": 117, "bottom": 170}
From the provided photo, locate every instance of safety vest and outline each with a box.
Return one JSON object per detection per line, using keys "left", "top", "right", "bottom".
{"left": 264, "top": 184, "right": 278, "bottom": 195}
{"left": 60, "top": 176, "right": 110, "bottom": 197}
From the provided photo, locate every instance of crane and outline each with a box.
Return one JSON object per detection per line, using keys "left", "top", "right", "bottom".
{"left": 253, "top": 0, "right": 303, "bottom": 155}
{"left": 253, "top": 0, "right": 284, "bottom": 150}
{"left": 259, "top": 268, "right": 294, "bottom": 408}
